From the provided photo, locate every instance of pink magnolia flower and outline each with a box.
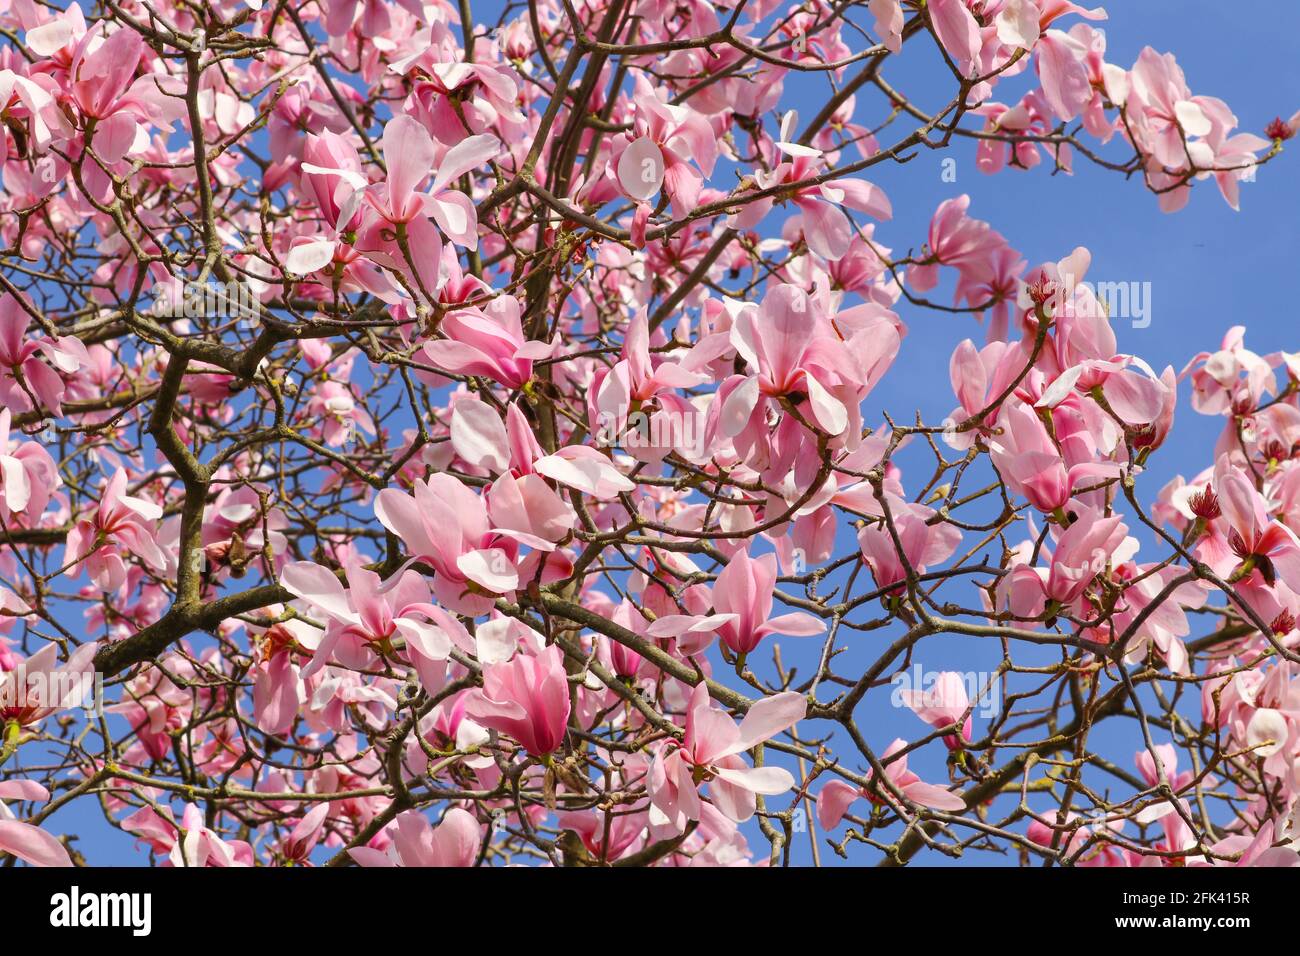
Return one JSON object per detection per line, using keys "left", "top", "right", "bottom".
{"left": 251, "top": 620, "right": 316, "bottom": 737}
{"left": 722, "top": 284, "right": 879, "bottom": 438}
{"left": 1125, "top": 47, "right": 1215, "bottom": 172}
{"left": 649, "top": 683, "right": 806, "bottom": 830}
{"left": 899, "top": 672, "right": 973, "bottom": 749}
{"left": 1027, "top": 249, "right": 1172, "bottom": 427}
{"left": 1197, "top": 113, "right": 1271, "bottom": 212}
{"left": 463, "top": 643, "right": 571, "bottom": 756}
{"left": 123, "top": 802, "right": 253, "bottom": 866}
{"left": 484, "top": 470, "right": 577, "bottom": 553}
{"left": 812, "top": 95, "right": 880, "bottom": 159}
{"left": 0, "top": 67, "right": 65, "bottom": 168}
{"left": 732, "top": 118, "right": 891, "bottom": 261}
{"left": 614, "top": 75, "right": 718, "bottom": 218}
{"left": 589, "top": 308, "right": 711, "bottom": 442}
{"left": 556, "top": 808, "right": 647, "bottom": 863}
{"left": 1026, "top": 811, "right": 1132, "bottom": 865}
{"left": 349, "top": 807, "right": 481, "bottom": 867}
{"left": 168, "top": 803, "right": 253, "bottom": 867}
{"left": 449, "top": 397, "right": 634, "bottom": 499}
{"left": 364, "top": 114, "right": 439, "bottom": 224}
{"left": 0, "top": 779, "right": 71, "bottom": 867}
{"left": 0, "top": 640, "right": 98, "bottom": 728}
{"left": 908, "top": 195, "right": 1009, "bottom": 296}
{"left": 1034, "top": 28, "right": 1094, "bottom": 122}
{"left": 817, "top": 737, "right": 966, "bottom": 830}
{"left": 284, "top": 129, "right": 372, "bottom": 278}
{"left": 374, "top": 473, "right": 520, "bottom": 615}
{"left": 320, "top": 0, "right": 399, "bottom": 38}
{"left": 0, "top": 407, "right": 59, "bottom": 523}
{"left": 348, "top": 117, "right": 496, "bottom": 298}
{"left": 305, "top": 379, "right": 376, "bottom": 447}
{"left": 62, "top": 20, "right": 183, "bottom": 169}
{"left": 1181, "top": 325, "right": 1275, "bottom": 416}
{"left": 955, "top": 243, "right": 1027, "bottom": 343}
{"left": 870, "top": 0, "right": 904, "bottom": 53}
{"left": 400, "top": 59, "right": 525, "bottom": 147}
{"left": 278, "top": 560, "right": 453, "bottom": 688}
{"left": 989, "top": 399, "right": 1120, "bottom": 516}
{"left": 276, "top": 803, "right": 331, "bottom": 866}
{"left": 63, "top": 468, "right": 167, "bottom": 591}
{"left": 998, "top": 505, "right": 1130, "bottom": 619}
{"left": 710, "top": 548, "right": 824, "bottom": 656}
{"left": 423, "top": 294, "right": 547, "bottom": 390}
{"left": 0, "top": 291, "right": 90, "bottom": 416}
{"left": 67, "top": 21, "right": 143, "bottom": 120}
{"left": 857, "top": 495, "right": 962, "bottom": 591}
{"left": 1214, "top": 458, "right": 1300, "bottom": 591}
{"left": 1135, "top": 743, "right": 1194, "bottom": 792}
{"left": 1110, "top": 561, "right": 1207, "bottom": 674}
{"left": 927, "top": 0, "right": 981, "bottom": 78}
{"left": 944, "top": 337, "right": 1017, "bottom": 446}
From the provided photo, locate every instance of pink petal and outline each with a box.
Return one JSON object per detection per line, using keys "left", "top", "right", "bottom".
{"left": 0, "top": 820, "right": 72, "bottom": 867}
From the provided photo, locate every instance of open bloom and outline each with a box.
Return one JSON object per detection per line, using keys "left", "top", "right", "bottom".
{"left": 123, "top": 802, "right": 253, "bottom": 867}
{"left": 0, "top": 292, "right": 90, "bottom": 416}
{"left": 63, "top": 468, "right": 168, "bottom": 591}
{"left": 349, "top": 808, "right": 482, "bottom": 867}
{"left": 0, "top": 780, "right": 72, "bottom": 867}
{"left": 423, "top": 294, "right": 547, "bottom": 390}
{"left": 732, "top": 121, "right": 891, "bottom": 261}
{"left": 710, "top": 548, "right": 824, "bottom": 656}
{"left": 279, "top": 560, "right": 455, "bottom": 692}
{"left": 998, "top": 505, "right": 1130, "bottom": 620}
{"left": 817, "top": 738, "right": 965, "bottom": 830}
{"left": 450, "top": 397, "right": 634, "bottom": 499}
{"left": 722, "top": 284, "right": 879, "bottom": 438}
{"left": 374, "top": 474, "right": 520, "bottom": 615}
{"left": 614, "top": 75, "right": 718, "bottom": 218}
{"left": 342, "top": 116, "right": 496, "bottom": 301}
{"left": 899, "top": 672, "right": 973, "bottom": 749}
{"left": 0, "top": 640, "right": 98, "bottom": 727}
{"left": 857, "top": 495, "right": 962, "bottom": 592}
{"left": 0, "top": 407, "right": 59, "bottom": 523}
{"left": 649, "top": 683, "right": 806, "bottom": 830}
{"left": 989, "top": 400, "right": 1120, "bottom": 515}
{"left": 1213, "top": 458, "right": 1300, "bottom": 590}
{"left": 463, "top": 643, "right": 571, "bottom": 756}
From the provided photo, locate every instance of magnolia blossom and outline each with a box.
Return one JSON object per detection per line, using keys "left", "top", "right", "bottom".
{"left": 817, "top": 738, "right": 966, "bottom": 831}
{"left": 900, "top": 672, "right": 973, "bottom": 749}
{"left": 709, "top": 548, "right": 824, "bottom": 656}
{"left": 63, "top": 468, "right": 167, "bottom": 591}
{"left": 650, "top": 685, "right": 806, "bottom": 830}
{"left": 0, "top": 408, "right": 59, "bottom": 523}
{"left": 349, "top": 808, "right": 482, "bottom": 867}
{"left": 0, "top": 780, "right": 71, "bottom": 867}
{"left": 463, "top": 643, "right": 571, "bottom": 756}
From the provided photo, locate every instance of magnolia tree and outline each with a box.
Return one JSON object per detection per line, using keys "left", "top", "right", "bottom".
{"left": 0, "top": 0, "right": 1297, "bottom": 870}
